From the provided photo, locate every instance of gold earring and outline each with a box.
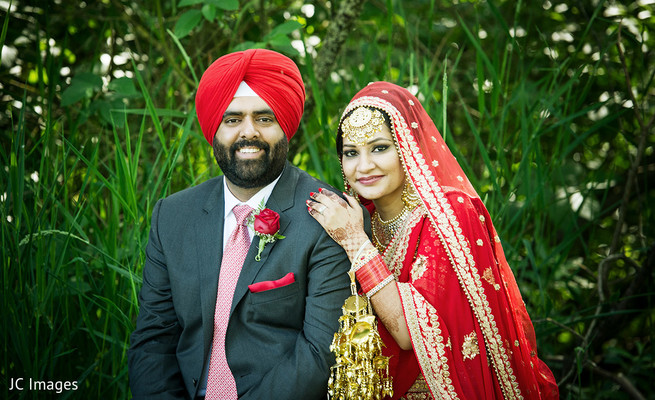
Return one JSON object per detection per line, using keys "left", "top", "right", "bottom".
{"left": 341, "top": 170, "right": 360, "bottom": 200}
{"left": 402, "top": 180, "right": 420, "bottom": 208}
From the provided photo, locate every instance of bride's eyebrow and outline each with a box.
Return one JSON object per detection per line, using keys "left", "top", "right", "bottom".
{"left": 343, "top": 138, "right": 393, "bottom": 148}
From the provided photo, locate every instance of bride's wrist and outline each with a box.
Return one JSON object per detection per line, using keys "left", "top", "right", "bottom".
{"left": 351, "top": 240, "right": 370, "bottom": 261}
{"left": 345, "top": 234, "right": 371, "bottom": 260}
{"left": 350, "top": 241, "right": 377, "bottom": 272}
{"left": 354, "top": 254, "right": 394, "bottom": 297}
{"left": 345, "top": 237, "right": 394, "bottom": 297}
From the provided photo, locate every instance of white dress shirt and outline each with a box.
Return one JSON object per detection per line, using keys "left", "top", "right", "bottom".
{"left": 222, "top": 174, "right": 281, "bottom": 250}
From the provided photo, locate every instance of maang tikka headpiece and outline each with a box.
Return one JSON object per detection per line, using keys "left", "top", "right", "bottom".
{"left": 341, "top": 107, "right": 385, "bottom": 146}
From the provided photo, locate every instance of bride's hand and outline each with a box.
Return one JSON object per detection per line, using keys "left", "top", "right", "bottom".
{"left": 306, "top": 189, "right": 369, "bottom": 260}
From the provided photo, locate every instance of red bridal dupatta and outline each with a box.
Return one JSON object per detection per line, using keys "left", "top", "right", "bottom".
{"left": 339, "top": 82, "right": 559, "bottom": 399}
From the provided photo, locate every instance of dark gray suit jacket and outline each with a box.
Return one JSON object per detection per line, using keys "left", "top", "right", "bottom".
{"left": 128, "top": 162, "right": 351, "bottom": 399}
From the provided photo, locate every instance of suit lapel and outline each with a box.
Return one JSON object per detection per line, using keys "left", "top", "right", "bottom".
{"left": 196, "top": 177, "right": 225, "bottom": 359}
{"left": 230, "top": 162, "right": 298, "bottom": 314}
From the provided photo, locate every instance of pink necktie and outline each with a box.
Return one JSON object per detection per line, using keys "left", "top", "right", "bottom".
{"left": 206, "top": 204, "right": 253, "bottom": 400}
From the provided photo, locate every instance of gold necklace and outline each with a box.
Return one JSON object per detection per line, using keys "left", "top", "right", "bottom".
{"left": 372, "top": 206, "right": 412, "bottom": 252}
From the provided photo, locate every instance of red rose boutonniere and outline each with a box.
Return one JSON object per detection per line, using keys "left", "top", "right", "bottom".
{"left": 248, "top": 200, "right": 285, "bottom": 261}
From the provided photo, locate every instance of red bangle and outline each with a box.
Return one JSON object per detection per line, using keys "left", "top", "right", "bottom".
{"left": 355, "top": 254, "right": 393, "bottom": 294}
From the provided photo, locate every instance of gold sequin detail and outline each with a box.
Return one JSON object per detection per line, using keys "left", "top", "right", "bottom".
{"left": 462, "top": 332, "right": 480, "bottom": 361}
{"left": 411, "top": 255, "right": 428, "bottom": 282}
{"left": 482, "top": 268, "right": 500, "bottom": 291}
{"left": 401, "top": 394, "right": 433, "bottom": 400}
{"left": 406, "top": 373, "right": 430, "bottom": 393}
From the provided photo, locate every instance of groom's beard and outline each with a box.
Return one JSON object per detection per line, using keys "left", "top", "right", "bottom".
{"left": 213, "top": 136, "right": 288, "bottom": 189}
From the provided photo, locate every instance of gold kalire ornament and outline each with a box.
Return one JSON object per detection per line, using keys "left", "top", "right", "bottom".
{"left": 327, "top": 270, "right": 393, "bottom": 399}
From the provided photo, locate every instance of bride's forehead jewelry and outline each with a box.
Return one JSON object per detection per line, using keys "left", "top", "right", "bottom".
{"left": 341, "top": 107, "right": 385, "bottom": 146}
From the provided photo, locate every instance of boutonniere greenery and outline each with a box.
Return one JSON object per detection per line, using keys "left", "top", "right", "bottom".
{"left": 247, "top": 200, "right": 285, "bottom": 261}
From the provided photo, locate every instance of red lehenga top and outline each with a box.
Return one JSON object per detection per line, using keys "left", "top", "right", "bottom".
{"left": 339, "top": 82, "right": 559, "bottom": 400}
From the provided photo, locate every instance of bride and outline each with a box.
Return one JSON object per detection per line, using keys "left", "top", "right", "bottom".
{"left": 307, "top": 82, "right": 559, "bottom": 399}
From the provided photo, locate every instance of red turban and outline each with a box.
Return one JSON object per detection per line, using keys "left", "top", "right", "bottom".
{"left": 196, "top": 49, "right": 306, "bottom": 145}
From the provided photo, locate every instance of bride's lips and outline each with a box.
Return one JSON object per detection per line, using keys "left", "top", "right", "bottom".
{"left": 357, "top": 175, "right": 383, "bottom": 185}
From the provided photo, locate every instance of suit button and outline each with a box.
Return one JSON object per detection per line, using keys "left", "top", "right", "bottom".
{"left": 192, "top": 378, "right": 198, "bottom": 386}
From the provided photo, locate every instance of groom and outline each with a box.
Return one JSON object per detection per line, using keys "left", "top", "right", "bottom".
{"left": 128, "top": 49, "right": 351, "bottom": 399}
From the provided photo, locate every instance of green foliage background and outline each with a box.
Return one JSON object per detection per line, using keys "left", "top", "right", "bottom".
{"left": 1, "top": 0, "right": 654, "bottom": 398}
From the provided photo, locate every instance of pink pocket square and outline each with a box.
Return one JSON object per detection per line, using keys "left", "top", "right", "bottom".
{"left": 248, "top": 272, "right": 295, "bottom": 293}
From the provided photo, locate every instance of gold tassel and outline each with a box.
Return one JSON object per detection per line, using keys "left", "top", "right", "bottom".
{"left": 328, "top": 270, "right": 393, "bottom": 399}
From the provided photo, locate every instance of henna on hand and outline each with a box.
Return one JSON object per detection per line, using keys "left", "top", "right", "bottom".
{"left": 306, "top": 189, "right": 369, "bottom": 261}
{"left": 322, "top": 189, "right": 350, "bottom": 209}
{"left": 326, "top": 227, "right": 348, "bottom": 243}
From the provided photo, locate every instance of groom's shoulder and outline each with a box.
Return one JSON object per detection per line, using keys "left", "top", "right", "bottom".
{"left": 286, "top": 164, "right": 337, "bottom": 192}
{"left": 161, "top": 175, "right": 222, "bottom": 208}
